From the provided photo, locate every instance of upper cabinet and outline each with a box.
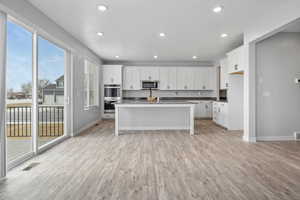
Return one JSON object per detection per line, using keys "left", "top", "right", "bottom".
{"left": 122, "top": 66, "right": 216, "bottom": 91}
{"left": 159, "top": 67, "right": 177, "bottom": 90}
{"left": 123, "top": 67, "right": 141, "bottom": 90}
{"left": 176, "top": 67, "right": 195, "bottom": 90}
{"left": 193, "top": 67, "right": 216, "bottom": 90}
{"left": 227, "top": 46, "right": 245, "bottom": 74}
{"left": 220, "top": 58, "right": 229, "bottom": 89}
{"left": 140, "top": 67, "right": 159, "bottom": 81}
{"left": 102, "top": 65, "right": 122, "bottom": 85}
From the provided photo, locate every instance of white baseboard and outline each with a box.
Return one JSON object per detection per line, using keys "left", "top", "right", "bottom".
{"left": 243, "top": 135, "right": 257, "bottom": 142}
{"left": 74, "top": 119, "right": 101, "bottom": 136}
{"left": 120, "top": 126, "right": 189, "bottom": 131}
{"left": 256, "top": 136, "right": 295, "bottom": 141}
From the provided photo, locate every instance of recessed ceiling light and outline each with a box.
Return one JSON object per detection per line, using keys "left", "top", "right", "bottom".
{"left": 221, "top": 33, "right": 228, "bottom": 38}
{"left": 98, "top": 5, "right": 108, "bottom": 12}
{"left": 97, "top": 32, "right": 104, "bottom": 37}
{"left": 159, "top": 33, "right": 166, "bottom": 37}
{"left": 115, "top": 55, "right": 119, "bottom": 58}
{"left": 154, "top": 55, "right": 158, "bottom": 59}
{"left": 192, "top": 56, "right": 197, "bottom": 59}
{"left": 213, "top": 6, "right": 223, "bottom": 13}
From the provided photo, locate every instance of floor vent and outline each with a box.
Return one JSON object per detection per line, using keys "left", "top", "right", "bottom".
{"left": 22, "top": 162, "right": 40, "bottom": 171}
{"left": 294, "top": 132, "right": 300, "bottom": 140}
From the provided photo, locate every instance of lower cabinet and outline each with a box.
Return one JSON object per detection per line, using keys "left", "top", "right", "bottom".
{"left": 194, "top": 101, "right": 213, "bottom": 119}
{"left": 213, "top": 101, "right": 228, "bottom": 128}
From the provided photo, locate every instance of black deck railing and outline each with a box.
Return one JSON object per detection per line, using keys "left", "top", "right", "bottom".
{"left": 6, "top": 106, "right": 64, "bottom": 137}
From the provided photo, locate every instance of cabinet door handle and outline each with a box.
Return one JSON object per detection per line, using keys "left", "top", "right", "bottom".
{"left": 184, "top": 86, "right": 187, "bottom": 89}
{"left": 149, "top": 76, "right": 151, "bottom": 80}
{"left": 167, "top": 85, "right": 170, "bottom": 89}
{"left": 202, "top": 86, "right": 206, "bottom": 90}
{"left": 226, "top": 83, "right": 229, "bottom": 88}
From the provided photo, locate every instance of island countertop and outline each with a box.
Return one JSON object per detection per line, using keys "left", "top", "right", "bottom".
{"left": 114, "top": 100, "right": 198, "bottom": 105}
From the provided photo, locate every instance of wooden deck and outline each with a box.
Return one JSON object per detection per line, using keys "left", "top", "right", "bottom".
{"left": 1, "top": 120, "right": 300, "bottom": 200}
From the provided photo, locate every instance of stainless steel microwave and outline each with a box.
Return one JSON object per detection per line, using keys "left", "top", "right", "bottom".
{"left": 141, "top": 81, "right": 159, "bottom": 90}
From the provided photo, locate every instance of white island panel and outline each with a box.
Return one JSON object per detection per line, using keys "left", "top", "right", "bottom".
{"left": 115, "top": 103, "right": 195, "bottom": 136}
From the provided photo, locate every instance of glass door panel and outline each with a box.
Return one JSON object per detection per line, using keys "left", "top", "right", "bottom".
{"left": 37, "top": 36, "right": 65, "bottom": 148}
{"left": 6, "top": 21, "right": 33, "bottom": 162}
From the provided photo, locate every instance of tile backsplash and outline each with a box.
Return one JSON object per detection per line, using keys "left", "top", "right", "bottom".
{"left": 123, "top": 90, "right": 217, "bottom": 98}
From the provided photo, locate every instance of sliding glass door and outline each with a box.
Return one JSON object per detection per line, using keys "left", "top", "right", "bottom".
{"left": 37, "top": 36, "right": 66, "bottom": 148}
{"left": 5, "top": 18, "right": 69, "bottom": 168}
{"left": 6, "top": 21, "right": 33, "bottom": 162}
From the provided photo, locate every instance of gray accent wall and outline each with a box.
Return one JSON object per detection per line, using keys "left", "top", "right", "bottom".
{"left": 256, "top": 32, "right": 300, "bottom": 140}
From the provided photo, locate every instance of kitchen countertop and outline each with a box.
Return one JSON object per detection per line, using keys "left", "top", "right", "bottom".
{"left": 115, "top": 100, "right": 198, "bottom": 105}
{"left": 122, "top": 97, "right": 217, "bottom": 101}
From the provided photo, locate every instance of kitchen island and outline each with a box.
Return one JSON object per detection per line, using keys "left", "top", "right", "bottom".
{"left": 114, "top": 101, "right": 196, "bottom": 136}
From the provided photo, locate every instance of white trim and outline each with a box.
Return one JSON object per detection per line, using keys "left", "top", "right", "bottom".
{"left": 243, "top": 135, "right": 257, "bottom": 142}
{"left": 38, "top": 135, "right": 70, "bottom": 154}
{"left": 119, "top": 127, "right": 190, "bottom": 131}
{"left": 0, "top": 11, "right": 7, "bottom": 178}
{"left": 256, "top": 136, "right": 295, "bottom": 141}
{"left": 190, "top": 105, "right": 195, "bottom": 135}
{"left": 32, "top": 31, "right": 38, "bottom": 154}
{"left": 7, "top": 152, "right": 34, "bottom": 171}
{"left": 115, "top": 107, "right": 119, "bottom": 136}
{"left": 74, "top": 119, "right": 101, "bottom": 136}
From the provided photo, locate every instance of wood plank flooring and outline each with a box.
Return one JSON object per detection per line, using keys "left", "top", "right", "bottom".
{"left": 0, "top": 120, "right": 300, "bottom": 200}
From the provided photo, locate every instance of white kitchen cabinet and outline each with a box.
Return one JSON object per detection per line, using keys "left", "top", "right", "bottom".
{"left": 123, "top": 67, "right": 141, "bottom": 90}
{"left": 193, "top": 101, "right": 213, "bottom": 119}
{"left": 102, "top": 65, "right": 122, "bottom": 85}
{"left": 220, "top": 59, "right": 229, "bottom": 89}
{"left": 159, "top": 67, "right": 177, "bottom": 90}
{"left": 213, "top": 101, "right": 228, "bottom": 128}
{"left": 193, "top": 67, "right": 216, "bottom": 90}
{"left": 176, "top": 67, "right": 194, "bottom": 90}
{"left": 227, "top": 46, "right": 245, "bottom": 74}
{"left": 140, "top": 67, "right": 159, "bottom": 81}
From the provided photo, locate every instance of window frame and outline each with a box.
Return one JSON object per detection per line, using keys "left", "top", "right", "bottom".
{"left": 84, "top": 59, "right": 99, "bottom": 110}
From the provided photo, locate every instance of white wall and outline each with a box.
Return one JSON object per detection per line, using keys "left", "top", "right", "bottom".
{"left": 256, "top": 32, "right": 300, "bottom": 140}
{"left": 0, "top": 0, "right": 102, "bottom": 136}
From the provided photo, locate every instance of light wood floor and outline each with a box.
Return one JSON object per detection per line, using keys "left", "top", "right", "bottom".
{"left": 1, "top": 120, "right": 300, "bottom": 200}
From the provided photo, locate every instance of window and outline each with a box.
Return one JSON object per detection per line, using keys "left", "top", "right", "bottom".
{"left": 84, "top": 60, "right": 99, "bottom": 108}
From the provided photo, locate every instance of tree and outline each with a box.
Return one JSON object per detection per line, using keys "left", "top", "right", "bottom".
{"left": 7, "top": 88, "right": 14, "bottom": 99}
{"left": 21, "top": 79, "right": 50, "bottom": 96}
{"left": 21, "top": 82, "right": 32, "bottom": 95}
